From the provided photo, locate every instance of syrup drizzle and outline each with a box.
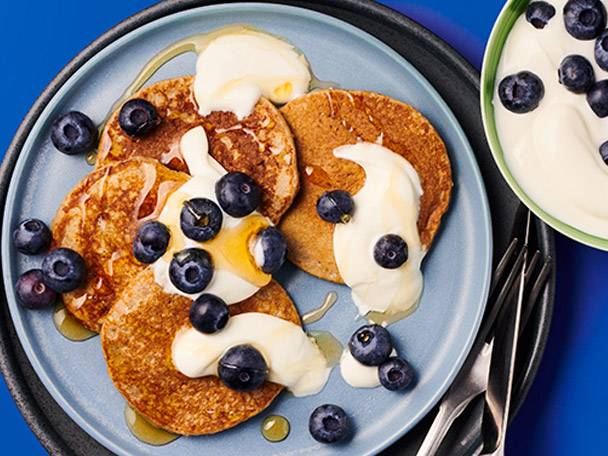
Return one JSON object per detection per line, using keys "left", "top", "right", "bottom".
{"left": 124, "top": 404, "right": 180, "bottom": 446}
{"left": 302, "top": 291, "right": 338, "bottom": 325}
{"left": 308, "top": 330, "right": 342, "bottom": 367}
{"left": 99, "top": 25, "right": 335, "bottom": 135}
{"left": 261, "top": 415, "right": 290, "bottom": 442}
{"left": 366, "top": 300, "right": 420, "bottom": 327}
{"left": 53, "top": 304, "right": 97, "bottom": 342}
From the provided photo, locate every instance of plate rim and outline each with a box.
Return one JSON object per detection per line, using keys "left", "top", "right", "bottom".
{"left": 0, "top": 1, "right": 515, "bottom": 455}
{"left": 480, "top": 0, "right": 608, "bottom": 251}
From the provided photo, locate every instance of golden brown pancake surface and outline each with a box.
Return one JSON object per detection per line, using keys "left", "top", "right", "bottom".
{"left": 101, "top": 273, "right": 299, "bottom": 435}
{"left": 98, "top": 76, "right": 298, "bottom": 224}
{"left": 52, "top": 158, "right": 188, "bottom": 332}
{"left": 279, "top": 89, "right": 453, "bottom": 283}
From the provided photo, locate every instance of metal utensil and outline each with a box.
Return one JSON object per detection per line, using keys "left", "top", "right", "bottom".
{"left": 415, "top": 238, "right": 526, "bottom": 456}
{"left": 480, "top": 212, "right": 531, "bottom": 456}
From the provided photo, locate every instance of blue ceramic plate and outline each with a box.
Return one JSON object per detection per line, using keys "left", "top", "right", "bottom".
{"left": 1, "top": 3, "right": 491, "bottom": 455}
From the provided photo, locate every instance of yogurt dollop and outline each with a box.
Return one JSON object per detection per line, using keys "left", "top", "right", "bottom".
{"left": 495, "top": 0, "right": 608, "bottom": 238}
{"left": 172, "top": 313, "right": 331, "bottom": 397}
{"left": 152, "top": 126, "right": 271, "bottom": 303}
{"left": 340, "top": 349, "right": 381, "bottom": 388}
{"left": 333, "top": 142, "right": 424, "bottom": 318}
{"left": 339, "top": 348, "right": 398, "bottom": 388}
{"left": 193, "top": 29, "right": 311, "bottom": 119}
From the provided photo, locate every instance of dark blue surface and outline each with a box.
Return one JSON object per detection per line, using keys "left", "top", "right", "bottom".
{"left": 0, "top": 1, "right": 603, "bottom": 455}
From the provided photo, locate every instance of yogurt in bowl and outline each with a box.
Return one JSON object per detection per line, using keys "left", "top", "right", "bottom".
{"left": 482, "top": 0, "right": 608, "bottom": 249}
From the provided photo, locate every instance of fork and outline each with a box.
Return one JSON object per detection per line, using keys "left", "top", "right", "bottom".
{"left": 416, "top": 236, "right": 552, "bottom": 456}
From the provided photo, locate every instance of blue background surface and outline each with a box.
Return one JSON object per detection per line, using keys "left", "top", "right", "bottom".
{"left": 0, "top": 1, "right": 604, "bottom": 455}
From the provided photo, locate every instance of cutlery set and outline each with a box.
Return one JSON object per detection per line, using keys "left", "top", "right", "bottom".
{"left": 417, "top": 211, "right": 553, "bottom": 456}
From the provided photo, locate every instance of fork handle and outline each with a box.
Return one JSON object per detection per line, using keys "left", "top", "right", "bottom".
{"left": 416, "top": 396, "right": 477, "bottom": 456}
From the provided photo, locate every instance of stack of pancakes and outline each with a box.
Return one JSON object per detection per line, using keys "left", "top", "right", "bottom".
{"left": 51, "top": 75, "right": 452, "bottom": 434}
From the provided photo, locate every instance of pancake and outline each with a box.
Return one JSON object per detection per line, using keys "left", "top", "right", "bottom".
{"left": 279, "top": 89, "right": 452, "bottom": 283}
{"left": 101, "top": 272, "right": 299, "bottom": 435}
{"left": 52, "top": 158, "right": 189, "bottom": 332}
{"left": 97, "top": 76, "right": 299, "bottom": 224}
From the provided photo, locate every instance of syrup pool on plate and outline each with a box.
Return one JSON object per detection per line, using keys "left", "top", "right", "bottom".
{"left": 261, "top": 415, "right": 290, "bottom": 442}
{"left": 124, "top": 404, "right": 179, "bottom": 446}
{"left": 52, "top": 303, "right": 96, "bottom": 342}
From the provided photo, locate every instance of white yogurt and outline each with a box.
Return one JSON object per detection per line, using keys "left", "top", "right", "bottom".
{"left": 193, "top": 30, "right": 311, "bottom": 119}
{"left": 151, "top": 127, "right": 271, "bottom": 303}
{"left": 340, "top": 349, "right": 380, "bottom": 388}
{"left": 339, "top": 348, "right": 398, "bottom": 388}
{"left": 332, "top": 143, "right": 424, "bottom": 317}
{"left": 172, "top": 313, "right": 331, "bottom": 397}
{"left": 495, "top": 0, "right": 608, "bottom": 238}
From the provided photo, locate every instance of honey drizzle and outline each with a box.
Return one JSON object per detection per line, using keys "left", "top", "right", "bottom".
{"left": 308, "top": 330, "right": 342, "bottom": 367}
{"left": 124, "top": 404, "right": 179, "bottom": 446}
{"left": 201, "top": 215, "right": 271, "bottom": 287}
{"left": 52, "top": 304, "right": 97, "bottom": 342}
{"left": 304, "top": 164, "right": 333, "bottom": 189}
{"left": 366, "top": 299, "right": 420, "bottom": 327}
{"left": 261, "top": 415, "right": 290, "bottom": 442}
{"left": 302, "top": 291, "right": 338, "bottom": 325}
{"left": 160, "top": 192, "right": 271, "bottom": 288}
{"left": 99, "top": 24, "right": 335, "bottom": 135}
{"left": 85, "top": 150, "right": 97, "bottom": 166}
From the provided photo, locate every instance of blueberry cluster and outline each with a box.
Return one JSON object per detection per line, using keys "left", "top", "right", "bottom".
{"left": 131, "top": 170, "right": 289, "bottom": 393}
{"left": 50, "top": 98, "right": 162, "bottom": 158}
{"left": 13, "top": 219, "right": 87, "bottom": 309}
{"left": 501, "top": 0, "right": 608, "bottom": 164}
{"left": 316, "top": 190, "right": 410, "bottom": 269}
{"left": 306, "top": 324, "right": 417, "bottom": 444}
{"left": 348, "top": 324, "right": 417, "bottom": 392}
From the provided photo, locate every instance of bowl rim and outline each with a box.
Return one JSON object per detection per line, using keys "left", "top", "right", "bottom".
{"left": 480, "top": 0, "right": 608, "bottom": 251}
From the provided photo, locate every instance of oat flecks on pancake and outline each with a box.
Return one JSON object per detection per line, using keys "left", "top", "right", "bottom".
{"left": 97, "top": 76, "right": 299, "bottom": 224}
{"left": 101, "top": 272, "right": 300, "bottom": 435}
{"left": 52, "top": 158, "right": 189, "bottom": 332}
{"left": 279, "top": 89, "right": 453, "bottom": 283}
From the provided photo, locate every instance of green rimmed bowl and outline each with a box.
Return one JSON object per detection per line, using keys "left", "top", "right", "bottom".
{"left": 481, "top": 0, "right": 608, "bottom": 250}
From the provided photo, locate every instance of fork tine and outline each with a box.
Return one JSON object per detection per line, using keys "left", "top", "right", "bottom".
{"left": 519, "top": 257, "right": 552, "bottom": 336}
{"left": 489, "top": 238, "right": 519, "bottom": 296}
{"left": 525, "top": 251, "right": 541, "bottom": 278}
{"left": 476, "top": 243, "right": 527, "bottom": 347}
{"left": 502, "top": 250, "right": 541, "bottom": 309}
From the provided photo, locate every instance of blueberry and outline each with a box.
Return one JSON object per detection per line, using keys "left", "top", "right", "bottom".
{"left": 189, "top": 294, "right": 229, "bottom": 334}
{"left": 13, "top": 219, "right": 52, "bottom": 255}
{"left": 558, "top": 55, "right": 595, "bottom": 93}
{"left": 180, "top": 198, "right": 223, "bottom": 242}
{"left": 526, "top": 1, "right": 556, "bottom": 29}
{"left": 133, "top": 221, "right": 170, "bottom": 264}
{"left": 169, "top": 248, "right": 213, "bottom": 294}
{"left": 595, "top": 30, "right": 608, "bottom": 70}
{"left": 15, "top": 269, "right": 58, "bottom": 309}
{"left": 253, "top": 227, "right": 287, "bottom": 274}
{"left": 309, "top": 404, "right": 350, "bottom": 444}
{"left": 348, "top": 324, "right": 393, "bottom": 366}
{"left": 118, "top": 99, "right": 161, "bottom": 137}
{"left": 498, "top": 71, "right": 545, "bottom": 114}
{"left": 564, "top": 0, "right": 607, "bottom": 40}
{"left": 215, "top": 172, "right": 262, "bottom": 218}
{"left": 316, "top": 190, "right": 354, "bottom": 224}
{"left": 41, "top": 248, "right": 86, "bottom": 293}
{"left": 599, "top": 141, "right": 608, "bottom": 164}
{"left": 378, "top": 357, "right": 416, "bottom": 391}
{"left": 587, "top": 80, "right": 608, "bottom": 117}
{"left": 50, "top": 111, "right": 97, "bottom": 155}
{"left": 218, "top": 344, "right": 268, "bottom": 392}
{"left": 374, "top": 234, "right": 408, "bottom": 269}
